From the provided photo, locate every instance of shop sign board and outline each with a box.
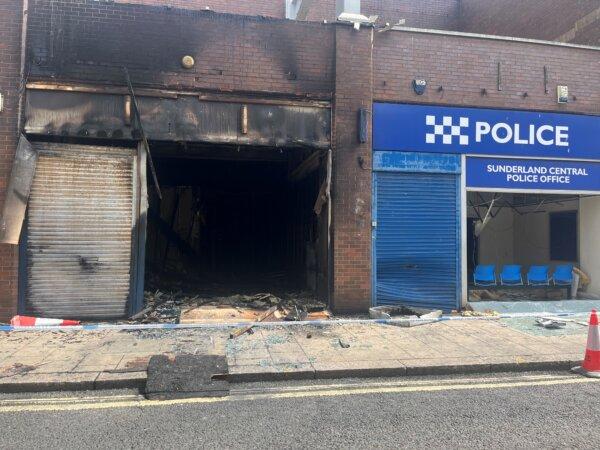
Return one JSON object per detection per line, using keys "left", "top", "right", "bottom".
{"left": 373, "top": 103, "right": 600, "bottom": 161}
{"left": 466, "top": 157, "right": 600, "bottom": 192}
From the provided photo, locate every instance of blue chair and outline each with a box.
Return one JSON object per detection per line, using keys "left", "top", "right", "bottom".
{"left": 474, "top": 265, "right": 497, "bottom": 286}
{"left": 553, "top": 264, "right": 574, "bottom": 286}
{"left": 500, "top": 265, "right": 523, "bottom": 285}
{"left": 527, "top": 265, "right": 551, "bottom": 285}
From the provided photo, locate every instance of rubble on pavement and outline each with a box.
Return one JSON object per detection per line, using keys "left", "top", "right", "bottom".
{"left": 128, "top": 289, "right": 330, "bottom": 325}
{"left": 460, "top": 309, "right": 499, "bottom": 317}
{"left": 369, "top": 305, "right": 442, "bottom": 327}
{"left": 469, "top": 288, "right": 570, "bottom": 302}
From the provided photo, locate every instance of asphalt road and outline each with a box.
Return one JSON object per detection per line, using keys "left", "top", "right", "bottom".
{"left": 0, "top": 372, "right": 598, "bottom": 449}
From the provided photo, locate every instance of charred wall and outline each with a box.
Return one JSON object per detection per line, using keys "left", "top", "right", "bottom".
{"left": 26, "top": 0, "right": 335, "bottom": 96}
{"left": 0, "top": 0, "right": 23, "bottom": 322}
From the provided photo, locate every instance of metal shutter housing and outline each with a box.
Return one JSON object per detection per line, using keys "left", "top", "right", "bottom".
{"left": 373, "top": 152, "right": 461, "bottom": 312}
{"left": 23, "top": 143, "right": 137, "bottom": 319}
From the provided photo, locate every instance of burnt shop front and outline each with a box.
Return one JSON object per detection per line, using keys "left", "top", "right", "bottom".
{"left": 372, "top": 103, "right": 600, "bottom": 312}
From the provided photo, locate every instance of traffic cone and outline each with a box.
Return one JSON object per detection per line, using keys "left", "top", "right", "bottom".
{"left": 10, "top": 315, "right": 80, "bottom": 327}
{"left": 572, "top": 309, "right": 600, "bottom": 378}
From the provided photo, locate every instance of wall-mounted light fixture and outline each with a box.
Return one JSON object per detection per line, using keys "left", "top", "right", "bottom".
{"left": 0, "top": 93, "right": 4, "bottom": 112}
{"left": 557, "top": 85, "right": 569, "bottom": 103}
{"left": 181, "top": 55, "right": 195, "bottom": 69}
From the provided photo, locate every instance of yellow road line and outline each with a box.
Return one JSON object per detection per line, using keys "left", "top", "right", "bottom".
{"left": 232, "top": 373, "right": 577, "bottom": 395}
{"left": 0, "top": 394, "right": 140, "bottom": 405}
{"left": 0, "top": 373, "right": 572, "bottom": 406}
{"left": 238, "top": 377, "right": 596, "bottom": 401}
{"left": 0, "top": 376, "right": 596, "bottom": 414}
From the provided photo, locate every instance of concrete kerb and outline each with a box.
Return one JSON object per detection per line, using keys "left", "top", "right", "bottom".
{"left": 224, "top": 358, "right": 582, "bottom": 382}
{"left": 0, "top": 359, "right": 583, "bottom": 393}
{"left": 0, "top": 371, "right": 147, "bottom": 394}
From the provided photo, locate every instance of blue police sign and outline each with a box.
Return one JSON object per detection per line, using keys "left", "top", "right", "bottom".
{"left": 373, "top": 103, "right": 600, "bottom": 160}
{"left": 466, "top": 157, "right": 600, "bottom": 192}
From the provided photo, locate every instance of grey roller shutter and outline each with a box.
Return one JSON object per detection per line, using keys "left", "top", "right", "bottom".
{"left": 24, "top": 143, "right": 137, "bottom": 320}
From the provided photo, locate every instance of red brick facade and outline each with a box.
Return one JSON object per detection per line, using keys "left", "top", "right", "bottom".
{"left": 0, "top": 0, "right": 23, "bottom": 321}
{"left": 116, "top": 0, "right": 285, "bottom": 18}
{"left": 331, "top": 25, "right": 373, "bottom": 312}
{"left": 374, "top": 30, "right": 600, "bottom": 113}
{"left": 115, "top": 0, "right": 599, "bottom": 45}
{"left": 362, "top": 0, "right": 459, "bottom": 29}
{"left": 119, "top": 0, "right": 461, "bottom": 28}
{"left": 458, "top": 0, "right": 599, "bottom": 45}
{"left": 0, "top": 0, "right": 599, "bottom": 319}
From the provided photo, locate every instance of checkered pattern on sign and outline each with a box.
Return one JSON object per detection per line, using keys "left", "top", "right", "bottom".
{"left": 425, "top": 115, "right": 469, "bottom": 145}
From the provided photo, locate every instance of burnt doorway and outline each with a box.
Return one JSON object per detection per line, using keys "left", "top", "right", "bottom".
{"left": 145, "top": 144, "right": 329, "bottom": 302}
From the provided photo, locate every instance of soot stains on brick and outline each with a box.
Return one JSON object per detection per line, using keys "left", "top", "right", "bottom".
{"left": 26, "top": 0, "right": 335, "bottom": 95}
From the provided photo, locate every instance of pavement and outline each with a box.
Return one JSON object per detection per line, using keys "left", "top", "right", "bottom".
{"left": 0, "top": 372, "right": 598, "bottom": 449}
{"left": 0, "top": 317, "right": 589, "bottom": 393}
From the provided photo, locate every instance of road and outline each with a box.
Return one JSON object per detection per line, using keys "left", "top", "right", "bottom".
{"left": 0, "top": 372, "right": 598, "bottom": 449}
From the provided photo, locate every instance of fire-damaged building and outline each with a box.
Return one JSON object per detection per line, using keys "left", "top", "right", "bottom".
{"left": 0, "top": 0, "right": 599, "bottom": 321}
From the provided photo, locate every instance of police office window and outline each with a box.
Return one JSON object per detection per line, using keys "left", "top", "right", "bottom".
{"left": 550, "top": 211, "right": 577, "bottom": 261}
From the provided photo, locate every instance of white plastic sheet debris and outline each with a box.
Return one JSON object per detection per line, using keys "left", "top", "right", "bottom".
{"left": 535, "top": 318, "right": 567, "bottom": 329}
{"left": 369, "top": 305, "right": 443, "bottom": 327}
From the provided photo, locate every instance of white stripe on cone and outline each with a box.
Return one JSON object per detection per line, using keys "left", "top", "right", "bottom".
{"left": 10, "top": 315, "right": 80, "bottom": 327}
{"left": 586, "top": 323, "right": 600, "bottom": 351}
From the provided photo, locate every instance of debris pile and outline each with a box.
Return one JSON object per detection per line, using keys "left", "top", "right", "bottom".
{"left": 130, "top": 290, "right": 330, "bottom": 325}
{"left": 460, "top": 309, "right": 499, "bottom": 317}
{"left": 369, "top": 305, "right": 442, "bottom": 327}
{"left": 469, "top": 288, "right": 572, "bottom": 302}
{"left": 535, "top": 318, "right": 567, "bottom": 329}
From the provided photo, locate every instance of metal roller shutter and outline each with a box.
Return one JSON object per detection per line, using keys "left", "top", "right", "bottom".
{"left": 374, "top": 171, "right": 460, "bottom": 311}
{"left": 24, "top": 144, "right": 137, "bottom": 319}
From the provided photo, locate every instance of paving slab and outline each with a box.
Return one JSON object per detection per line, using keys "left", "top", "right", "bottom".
{"left": 0, "top": 318, "right": 589, "bottom": 392}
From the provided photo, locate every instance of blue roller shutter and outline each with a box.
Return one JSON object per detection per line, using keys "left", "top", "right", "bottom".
{"left": 373, "top": 166, "right": 460, "bottom": 311}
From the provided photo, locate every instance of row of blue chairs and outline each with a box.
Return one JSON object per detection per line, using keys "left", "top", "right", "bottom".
{"left": 473, "top": 264, "right": 573, "bottom": 287}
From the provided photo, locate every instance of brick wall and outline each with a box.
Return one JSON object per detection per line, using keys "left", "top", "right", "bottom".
{"left": 569, "top": 17, "right": 600, "bottom": 46}
{"left": 115, "top": 0, "right": 461, "bottom": 29}
{"left": 331, "top": 24, "right": 373, "bottom": 313}
{"left": 458, "top": 0, "right": 599, "bottom": 44}
{"left": 27, "top": 0, "right": 335, "bottom": 96}
{"left": 362, "top": 0, "right": 459, "bottom": 29}
{"left": 114, "top": 0, "right": 285, "bottom": 18}
{"left": 374, "top": 30, "right": 600, "bottom": 115}
{"left": 95, "top": 1, "right": 600, "bottom": 45}
{"left": 0, "top": 0, "right": 23, "bottom": 322}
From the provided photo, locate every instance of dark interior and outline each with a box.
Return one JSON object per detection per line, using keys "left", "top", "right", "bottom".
{"left": 145, "top": 144, "right": 326, "bottom": 297}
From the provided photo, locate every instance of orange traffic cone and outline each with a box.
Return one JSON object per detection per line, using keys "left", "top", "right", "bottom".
{"left": 10, "top": 315, "right": 80, "bottom": 327}
{"left": 572, "top": 309, "right": 600, "bottom": 378}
